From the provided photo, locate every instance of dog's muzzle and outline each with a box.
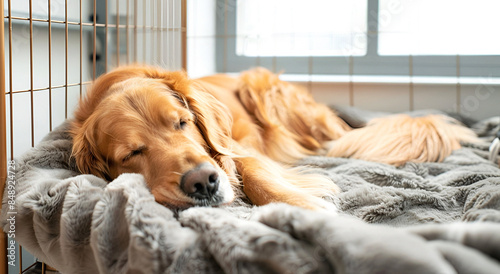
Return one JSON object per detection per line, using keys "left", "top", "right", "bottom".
{"left": 180, "top": 162, "right": 220, "bottom": 200}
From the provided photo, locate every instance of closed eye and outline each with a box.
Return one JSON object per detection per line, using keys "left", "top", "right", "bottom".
{"left": 180, "top": 120, "right": 188, "bottom": 128}
{"left": 177, "top": 119, "right": 188, "bottom": 130}
{"left": 123, "top": 145, "right": 146, "bottom": 162}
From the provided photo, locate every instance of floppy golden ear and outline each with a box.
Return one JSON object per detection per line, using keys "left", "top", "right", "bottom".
{"left": 186, "top": 87, "right": 234, "bottom": 157}
{"left": 70, "top": 120, "right": 111, "bottom": 181}
{"left": 155, "top": 70, "right": 234, "bottom": 158}
{"left": 186, "top": 89, "right": 238, "bottom": 179}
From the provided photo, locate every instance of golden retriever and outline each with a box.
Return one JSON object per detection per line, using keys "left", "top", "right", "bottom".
{"left": 70, "top": 65, "right": 477, "bottom": 210}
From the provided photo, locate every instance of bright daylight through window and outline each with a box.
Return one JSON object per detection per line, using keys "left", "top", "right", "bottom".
{"left": 236, "top": 0, "right": 367, "bottom": 57}
{"left": 378, "top": 0, "right": 500, "bottom": 55}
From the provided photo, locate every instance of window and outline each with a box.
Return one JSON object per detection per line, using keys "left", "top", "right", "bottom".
{"left": 236, "top": 0, "right": 367, "bottom": 57}
{"left": 378, "top": 0, "right": 500, "bottom": 56}
{"left": 217, "top": 0, "right": 500, "bottom": 79}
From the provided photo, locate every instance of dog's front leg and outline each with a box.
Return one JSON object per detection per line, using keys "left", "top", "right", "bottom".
{"left": 233, "top": 156, "right": 338, "bottom": 211}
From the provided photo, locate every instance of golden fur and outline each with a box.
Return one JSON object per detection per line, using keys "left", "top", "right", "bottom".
{"left": 70, "top": 65, "right": 477, "bottom": 210}
{"left": 327, "top": 114, "right": 478, "bottom": 166}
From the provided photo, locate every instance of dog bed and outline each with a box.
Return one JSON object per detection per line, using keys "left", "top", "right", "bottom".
{"left": 2, "top": 108, "right": 500, "bottom": 274}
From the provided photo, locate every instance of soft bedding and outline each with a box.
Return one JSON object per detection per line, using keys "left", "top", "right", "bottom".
{"left": 2, "top": 108, "right": 500, "bottom": 274}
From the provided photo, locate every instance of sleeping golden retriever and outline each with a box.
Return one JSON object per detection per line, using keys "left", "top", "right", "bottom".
{"left": 70, "top": 65, "right": 477, "bottom": 210}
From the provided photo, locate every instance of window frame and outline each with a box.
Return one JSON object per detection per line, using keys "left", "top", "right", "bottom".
{"left": 216, "top": 0, "right": 500, "bottom": 78}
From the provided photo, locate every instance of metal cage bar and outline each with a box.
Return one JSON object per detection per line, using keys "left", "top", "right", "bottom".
{"left": 126, "top": 0, "right": 130, "bottom": 65}
{"left": 79, "top": 0, "right": 83, "bottom": 97}
{"left": 116, "top": 0, "right": 120, "bottom": 67}
{"left": 1, "top": 1, "right": 8, "bottom": 274}
{"left": 105, "top": 0, "right": 109, "bottom": 73}
{"left": 92, "top": 0, "right": 97, "bottom": 80}
{"left": 29, "top": 0, "right": 34, "bottom": 147}
{"left": 181, "top": 0, "right": 187, "bottom": 71}
{"left": 64, "top": 0, "right": 69, "bottom": 118}
{"left": 48, "top": 0, "right": 53, "bottom": 132}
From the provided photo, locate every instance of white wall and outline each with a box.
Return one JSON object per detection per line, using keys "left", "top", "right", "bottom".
{"left": 307, "top": 80, "right": 500, "bottom": 121}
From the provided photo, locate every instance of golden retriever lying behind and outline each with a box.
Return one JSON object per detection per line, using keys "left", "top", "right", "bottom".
{"left": 70, "top": 65, "right": 477, "bottom": 210}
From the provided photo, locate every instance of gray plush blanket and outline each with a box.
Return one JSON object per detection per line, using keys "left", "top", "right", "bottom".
{"left": 2, "top": 109, "right": 500, "bottom": 274}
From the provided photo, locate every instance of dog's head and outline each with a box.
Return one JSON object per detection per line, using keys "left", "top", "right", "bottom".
{"left": 71, "top": 66, "right": 236, "bottom": 208}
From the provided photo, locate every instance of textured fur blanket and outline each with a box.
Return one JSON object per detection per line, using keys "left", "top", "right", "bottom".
{"left": 2, "top": 109, "right": 500, "bottom": 274}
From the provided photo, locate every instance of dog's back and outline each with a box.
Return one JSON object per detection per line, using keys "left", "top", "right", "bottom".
{"left": 195, "top": 68, "right": 351, "bottom": 164}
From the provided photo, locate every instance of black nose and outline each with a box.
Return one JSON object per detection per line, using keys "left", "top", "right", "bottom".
{"left": 180, "top": 162, "right": 220, "bottom": 200}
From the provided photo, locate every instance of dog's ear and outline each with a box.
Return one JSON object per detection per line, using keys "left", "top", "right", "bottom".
{"left": 158, "top": 71, "right": 234, "bottom": 158}
{"left": 70, "top": 66, "right": 145, "bottom": 181}
{"left": 187, "top": 88, "right": 234, "bottom": 157}
{"left": 186, "top": 89, "right": 238, "bottom": 178}
{"left": 70, "top": 119, "right": 111, "bottom": 181}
